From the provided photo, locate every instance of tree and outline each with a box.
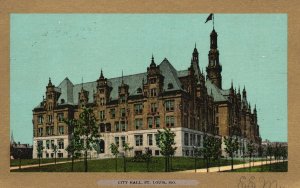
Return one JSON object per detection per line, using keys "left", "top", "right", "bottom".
{"left": 110, "top": 143, "right": 119, "bottom": 172}
{"left": 144, "top": 147, "right": 152, "bottom": 172}
{"left": 212, "top": 137, "right": 222, "bottom": 172}
{"left": 193, "top": 146, "right": 202, "bottom": 173}
{"left": 199, "top": 134, "right": 215, "bottom": 172}
{"left": 53, "top": 145, "right": 58, "bottom": 165}
{"left": 247, "top": 140, "right": 255, "bottom": 168}
{"left": 36, "top": 143, "right": 44, "bottom": 168}
{"left": 266, "top": 143, "right": 273, "bottom": 170}
{"left": 123, "top": 143, "right": 133, "bottom": 172}
{"left": 16, "top": 149, "right": 23, "bottom": 169}
{"left": 76, "top": 107, "right": 100, "bottom": 172}
{"left": 65, "top": 119, "right": 83, "bottom": 172}
{"left": 156, "top": 128, "right": 177, "bottom": 172}
{"left": 224, "top": 136, "right": 239, "bottom": 171}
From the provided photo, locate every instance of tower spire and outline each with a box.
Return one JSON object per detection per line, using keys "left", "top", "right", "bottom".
{"left": 121, "top": 70, "right": 124, "bottom": 85}
{"left": 100, "top": 69, "right": 104, "bottom": 79}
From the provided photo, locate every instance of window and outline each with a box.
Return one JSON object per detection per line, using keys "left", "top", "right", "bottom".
{"left": 100, "top": 97, "right": 105, "bottom": 105}
{"left": 150, "top": 103, "right": 157, "bottom": 113}
{"left": 50, "top": 126, "right": 54, "bottom": 135}
{"left": 165, "top": 100, "right": 174, "bottom": 111}
{"left": 100, "top": 89, "right": 104, "bottom": 94}
{"left": 134, "top": 103, "right": 143, "bottom": 114}
{"left": 57, "top": 113, "right": 64, "bottom": 122}
{"left": 216, "top": 117, "right": 219, "bottom": 125}
{"left": 197, "top": 135, "right": 201, "bottom": 146}
{"left": 190, "top": 134, "right": 195, "bottom": 146}
{"left": 184, "top": 133, "right": 189, "bottom": 146}
{"left": 120, "top": 95, "right": 126, "bottom": 103}
{"left": 166, "top": 116, "right": 175, "bottom": 127}
{"left": 58, "top": 153, "right": 63, "bottom": 158}
{"left": 135, "top": 135, "right": 143, "bottom": 146}
{"left": 115, "top": 137, "right": 119, "bottom": 147}
{"left": 150, "top": 78, "right": 156, "bottom": 84}
{"left": 38, "top": 128, "right": 43, "bottom": 136}
{"left": 155, "top": 150, "right": 160, "bottom": 156}
{"left": 46, "top": 140, "right": 50, "bottom": 149}
{"left": 147, "top": 117, "right": 153, "bottom": 129}
{"left": 51, "top": 140, "right": 54, "bottom": 149}
{"left": 58, "top": 126, "right": 64, "bottom": 135}
{"left": 99, "top": 110, "right": 105, "bottom": 121}
{"left": 106, "top": 123, "right": 111, "bottom": 132}
{"left": 155, "top": 134, "right": 159, "bottom": 146}
{"left": 46, "top": 127, "right": 50, "bottom": 135}
{"left": 38, "top": 115, "right": 43, "bottom": 124}
{"left": 135, "top": 119, "right": 143, "bottom": 130}
{"left": 48, "top": 115, "right": 53, "bottom": 123}
{"left": 58, "top": 139, "right": 64, "bottom": 149}
{"left": 185, "top": 150, "right": 190, "bottom": 156}
{"left": 121, "top": 121, "right": 126, "bottom": 131}
{"left": 155, "top": 117, "right": 160, "bottom": 128}
{"left": 147, "top": 134, "right": 153, "bottom": 146}
{"left": 115, "top": 122, "right": 120, "bottom": 132}
{"left": 121, "top": 136, "right": 126, "bottom": 147}
{"left": 110, "top": 109, "right": 115, "bottom": 119}
{"left": 167, "top": 83, "right": 174, "bottom": 89}
{"left": 120, "top": 108, "right": 126, "bottom": 117}
{"left": 150, "top": 88, "right": 157, "bottom": 97}
{"left": 100, "top": 124, "right": 105, "bottom": 132}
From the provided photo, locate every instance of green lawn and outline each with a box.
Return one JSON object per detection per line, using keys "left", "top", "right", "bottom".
{"left": 10, "top": 158, "right": 71, "bottom": 167}
{"left": 227, "top": 161, "right": 288, "bottom": 172}
{"left": 11, "top": 157, "right": 244, "bottom": 172}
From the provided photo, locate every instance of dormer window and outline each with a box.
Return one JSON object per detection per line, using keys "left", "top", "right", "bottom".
{"left": 137, "top": 88, "right": 142, "bottom": 94}
{"left": 168, "top": 83, "right": 174, "bottom": 89}
{"left": 60, "top": 99, "right": 65, "bottom": 104}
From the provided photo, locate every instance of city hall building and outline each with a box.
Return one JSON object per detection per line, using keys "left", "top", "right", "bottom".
{"left": 32, "top": 28, "right": 262, "bottom": 159}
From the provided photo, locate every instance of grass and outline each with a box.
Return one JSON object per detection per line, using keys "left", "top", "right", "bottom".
{"left": 11, "top": 157, "right": 244, "bottom": 172}
{"left": 10, "top": 158, "right": 71, "bottom": 167}
{"left": 227, "top": 161, "right": 288, "bottom": 172}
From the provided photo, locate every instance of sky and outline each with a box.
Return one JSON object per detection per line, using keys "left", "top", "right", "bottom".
{"left": 10, "top": 14, "right": 287, "bottom": 144}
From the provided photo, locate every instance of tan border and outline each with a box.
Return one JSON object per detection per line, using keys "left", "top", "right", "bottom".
{"left": 0, "top": 0, "right": 299, "bottom": 187}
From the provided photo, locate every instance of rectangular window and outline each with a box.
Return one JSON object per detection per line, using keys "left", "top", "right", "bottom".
{"left": 197, "top": 135, "right": 201, "bottom": 146}
{"left": 58, "top": 126, "right": 64, "bottom": 135}
{"left": 166, "top": 116, "right": 175, "bottom": 127}
{"left": 155, "top": 150, "right": 160, "bottom": 156}
{"left": 51, "top": 140, "right": 54, "bottom": 149}
{"left": 120, "top": 95, "right": 126, "bottom": 103}
{"left": 155, "top": 134, "right": 159, "bottom": 146}
{"left": 147, "top": 134, "right": 153, "bottom": 146}
{"left": 150, "top": 88, "right": 157, "bottom": 97}
{"left": 110, "top": 108, "right": 115, "bottom": 119}
{"left": 121, "top": 121, "right": 126, "bottom": 131}
{"left": 165, "top": 100, "right": 175, "bottom": 111}
{"left": 99, "top": 110, "right": 105, "bottom": 121}
{"left": 38, "top": 115, "right": 43, "bottom": 124}
{"left": 58, "top": 139, "right": 64, "bottom": 149}
{"left": 100, "top": 97, "right": 105, "bottom": 105}
{"left": 150, "top": 103, "right": 157, "bottom": 113}
{"left": 120, "top": 108, "right": 126, "bottom": 117}
{"left": 46, "top": 140, "right": 50, "bottom": 149}
{"left": 57, "top": 113, "right": 64, "bottom": 122}
{"left": 190, "top": 134, "right": 195, "bottom": 146}
{"left": 155, "top": 117, "right": 160, "bottom": 128}
{"left": 121, "top": 136, "right": 126, "bottom": 147}
{"left": 135, "top": 135, "right": 143, "bottom": 146}
{"left": 147, "top": 117, "right": 153, "bottom": 129}
{"left": 184, "top": 133, "right": 189, "bottom": 146}
{"left": 115, "top": 137, "right": 119, "bottom": 147}
{"left": 135, "top": 119, "right": 143, "bottom": 130}
{"left": 115, "top": 122, "right": 120, "bottom": 132}
{"left": 46, "top": 127, "right": 50, "bottom": 136}
{"left": 58, "top": 153, "right": 63, "bottom": 158}
{"left": 134, "top": 103, "right": 143, "bottom": 114}
{"left": 38, "top": 128, "right": 43, "bottom": 137}
{"left": 48, "top": 115, "right": 53, "bottom": 123}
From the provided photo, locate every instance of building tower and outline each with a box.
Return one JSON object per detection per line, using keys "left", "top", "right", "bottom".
{"left": 206, "top": 29, "right": 222, "bottom": 88}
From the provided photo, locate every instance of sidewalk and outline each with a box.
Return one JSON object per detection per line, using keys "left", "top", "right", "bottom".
{"left": 10, "top": 159, "right": 80, "bottom": 170}
{"left": 180, "top": 159, "right": 287, "bottom": 173}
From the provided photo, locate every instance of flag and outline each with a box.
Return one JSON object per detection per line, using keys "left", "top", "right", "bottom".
{"left": 205, "top": 13, "right": 213, "bottom": 23}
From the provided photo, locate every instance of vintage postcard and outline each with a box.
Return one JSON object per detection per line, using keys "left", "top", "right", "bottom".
{"left": 0, "top": 0, "right": 299, "bottom": 188}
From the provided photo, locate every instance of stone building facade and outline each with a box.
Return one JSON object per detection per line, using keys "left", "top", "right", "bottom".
{"left": 32, "top": 29, "right": 261, "bottom": 159}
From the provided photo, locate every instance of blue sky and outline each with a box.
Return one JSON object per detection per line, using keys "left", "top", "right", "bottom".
{"left": 10, "top": 14, "right": 287, "bottom": 144}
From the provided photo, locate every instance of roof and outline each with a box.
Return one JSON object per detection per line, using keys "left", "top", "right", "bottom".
{"left": 205, "top": 79, "right": 228, "bottom": 102}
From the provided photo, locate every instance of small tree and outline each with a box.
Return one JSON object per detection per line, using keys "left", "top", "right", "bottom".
{"left": 199, "top": 134, "right": 215, "bottom": 172}
{"left": 110, "top": 143, "right": 119, "bottom": 172}
{"left": 53, "top": 145, "right": 58, "bottom": 165}
{"left": 212, "top": 137, "right": 222, "bottom": 172}
{"left": 247, "top": 140, "right": 255, "bottom": 168}
{"left": 16, "top": 149, "right": 23, "bottom": 169}
{"left": 144, "top": 147, "right": 152, "bottom": 172}
{"left": 36, "top": 143, "right": 44, "bottom": 168}
{"left": 224, "top": 136, "right": 239, "bottom": 171}
{"left": 123, "top": 143, "right": 133, "bottom": 172}
{"left": 156, "top": 128, "right": 177, "bottom": 172}
{"left": 76, "top": 107, "right": 100, "bottom": 172}
{"left": 65, "top": 119, "right": 83, "bottom": 172}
